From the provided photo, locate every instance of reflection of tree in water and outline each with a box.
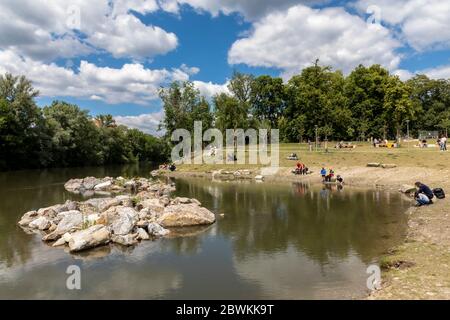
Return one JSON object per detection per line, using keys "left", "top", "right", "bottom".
{"left": 174, "top": 179, "right": 409, "bottom": 266}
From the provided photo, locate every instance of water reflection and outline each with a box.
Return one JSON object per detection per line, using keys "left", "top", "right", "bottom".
{"left": 0, "top": 167, "right": 409, "bottom": 299}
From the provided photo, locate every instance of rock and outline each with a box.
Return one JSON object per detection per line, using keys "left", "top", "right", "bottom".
{"left": 140, "top": 198, "right": 165, "bottom": 213}
{"left": 64, "top": 178, "right": 83, "bottom": 191}
{"left": 173, "top": 197, "right": 191, "bottom": 204}
{"left": 29, "top": 216, "right": 51, "bottom": 230}
{"left": 18, "top": 210, "right": 38, "bottom": 226}
{"left": 52, "top": 237, "right": 67, "bottom": 247}
{"left": 87, "top": 214, "right": 99, "bottom": 225}
{"left": 136, "top": 220, "right": 149, "bottom": 228}
{"left": 43, "top": 210, "right": 83, "bottom": 241}
{"left": 400, "top": 184, "right": 416, "bottom": 193}
{"left": 37, "top": 206, "right": 58, "bottom": 219}
{"left": 160, "top": 196, "right": 170, "bottom": 206}
{"left": 136, "top": 228, "right": 150, "bottom": 240}
{"left": 104, "top": 206, "right": 138, "bottom": 235}
{"left": 62, "top": 232, "right": 73, "bottom": 243}
{"left": 94, "top": 180, "right": 112, "bottom": 191}
{"left": 255, "top": 175, "right": 264, "bottom": 181}
{"left": 61, "top": 200, "right": 78, "bottom": 212}
{"left": 98, "top": 198, "right": 121, "bottom": 212}
{"left": 147, "top": 223, "right": 170, "bottom": 237}
{"left": 83, "top": 177, "right": 102, "bottom": 190}
{"left": 367, "top": 163, "right": 381, "bottom": 167}
{"left": 68, "top": 225, "right": 110, "bottom": 252}
{"left": 111, "top": 233, "right": 138, "bottom": 246}
{"left": 381, "top": 163, "right": 397, "bottom": 168}
{"left": 124, "top": 180, "right": 136, "bottom": 189}
{"left": 158, "top": 204, "right": 215, "bottom": 227}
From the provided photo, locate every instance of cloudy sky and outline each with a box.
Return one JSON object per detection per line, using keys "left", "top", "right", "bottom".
{"left": 1, "top": 0, "right": 450, "bottom": 135}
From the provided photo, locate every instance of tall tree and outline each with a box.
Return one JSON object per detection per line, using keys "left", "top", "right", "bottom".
{"left": 159, "top": 81, "right": 213, "bottom": 139}
{"left": 344, "top": 64, "right": 391, "bottom": 140}
{"left": 250, "top": 75, "right": 286, "bottom": 128}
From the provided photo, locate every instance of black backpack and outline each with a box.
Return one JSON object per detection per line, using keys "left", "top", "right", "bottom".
{"left": 433, "top": 188, "right": 446, "bottom": 199}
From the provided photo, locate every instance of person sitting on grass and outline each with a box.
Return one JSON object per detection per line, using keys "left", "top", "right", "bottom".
{"left": 415, "top": 181, "right": 434, "bottom": 203}
{"left": 320, "top": 167, "right": 327, "bottom": 181}
{"left": 294, "top": 162, "right": 305, "bottom": 175}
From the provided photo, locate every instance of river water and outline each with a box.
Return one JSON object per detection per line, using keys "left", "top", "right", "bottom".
{"left": 0, "top": 164, "right": 410, "bottom": 299}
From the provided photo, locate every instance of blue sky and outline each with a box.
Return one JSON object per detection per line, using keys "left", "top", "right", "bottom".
{"left": 1, "top": 0, "right": 450, "bottom": 134}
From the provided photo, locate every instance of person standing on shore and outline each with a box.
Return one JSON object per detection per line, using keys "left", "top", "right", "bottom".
{"left": 320, "top": 167, "right": 327, "bottom": 181}
{"left": 442, "top": 135, "right": 447, "bottom": 151}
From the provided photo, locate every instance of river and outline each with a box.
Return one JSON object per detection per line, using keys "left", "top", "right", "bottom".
{"left": 0, "top": 164, "right": 409, "bottom": 299}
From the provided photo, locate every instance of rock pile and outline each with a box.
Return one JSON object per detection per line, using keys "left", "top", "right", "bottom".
{"left": 18, "top": 178, "right": 216, "bottom": 253}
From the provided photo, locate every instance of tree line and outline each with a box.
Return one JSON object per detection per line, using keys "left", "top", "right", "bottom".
{"left": 160, "top": 62, "right": 450, "bottom": 143}
{"left": 0, "top": 74, "right": 169, "bottom": 171}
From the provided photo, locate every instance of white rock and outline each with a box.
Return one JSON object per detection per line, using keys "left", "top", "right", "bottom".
{"left": 157, "top": 204, "right": 215, "bottom": 227}
{"left": 29, "top": 216, "right": 51, "bottom": 230}
{"left": 136, "top": 228, "right": 150, "bottom": 240}
{"left": 94, "top": 181, "right": 112, "bottom": 191}
{"left": 147, "top": 223, "right": 170, "bottom": 237}
{"left": 107, "top": 207, "right": 138, "bottom": 235}
{"left": 43, "top": 210, "right": 83, "bottom": 241}
{"left": 68, "top": 225, "right": 110, "bottom": 252}
{"left": 111, "top": 234, "right": 138, "bottom": 246}
{"left": 18, "top": 210, "right": 38, "bottom": 226}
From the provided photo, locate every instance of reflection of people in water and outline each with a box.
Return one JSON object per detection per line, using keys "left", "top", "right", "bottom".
{"left": 293, "top": 182, "right": 309, "bottom": 196}
{"left": 320, "top": 186, "right": 330, "bottom": 199}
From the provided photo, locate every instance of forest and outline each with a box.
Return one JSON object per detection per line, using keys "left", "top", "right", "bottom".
{"left": 0, "top": 74, "right": 169, "bottom": 171}
{"left": 161, "top": 62, "right": 450, "bottom": 143}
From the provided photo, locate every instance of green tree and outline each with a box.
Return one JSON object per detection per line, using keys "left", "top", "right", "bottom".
{"left": 383, "top": 76, "right": 416, "bottom": 141}
{"left": 344, "top": 64, "right": 391, "bottom": 139}
{"left": 159, "top": 81, "right": 213, "bottom": 140}
{"left": 43, "top": 101, "right": 101, "bottom": 166}
{"left": 250, "top": 75, "right": 286, "bottom": 128}
{"left": 284, "top": 62, "right": 350, "bottom": 141}
{"left": 0, "top": 74, "right": 50, "bottom": 169}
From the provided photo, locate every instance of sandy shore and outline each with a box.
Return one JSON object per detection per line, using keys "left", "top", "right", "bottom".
{"left": 162, "top": 165, "right": 450, "bottom": 299}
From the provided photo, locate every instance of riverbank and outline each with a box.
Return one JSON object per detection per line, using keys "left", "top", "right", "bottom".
{"left": 162, "top": 164, "right": 450, "bottom": 299}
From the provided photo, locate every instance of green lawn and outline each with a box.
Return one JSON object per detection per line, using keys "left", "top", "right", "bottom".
{"left": 175, "top": 141, "right": 450, "bottom": 172}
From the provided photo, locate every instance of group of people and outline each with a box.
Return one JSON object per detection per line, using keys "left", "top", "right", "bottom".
{"left": 438, "top": 136, "right": 447, "bottom": 151}
{"left": 373, "top": 138, "right": 388, "bottom": 147}
{"left": 293, "top": 162, "right": 309, "bottom": 175}
{"left": 320, "top": 167, "right": 343, "bottom": 184}
{"left": 159, "top": 163, "right": 177, "bottom": 171}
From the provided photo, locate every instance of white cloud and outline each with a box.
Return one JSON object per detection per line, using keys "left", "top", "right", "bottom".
{"left": 88, "top": 14, "right": 177, "bottom": 60}
{"left": 394, "top": 65, "right": 450, "bottom": 81}
{"left": 193, "top": 81, "right": 229, "bottom": 99}
{"left": 418, "top": 65, "right": 450, "bottom": 80}
{"left": 175, "top": 0, "right": 327, "bottom": 20}
{"left": 0, "top": 50, "right": 197, "bottom": 105}
{"left": 355, "top": 0, "right": 450, "bottom": 51}
{"left": 115, "top": 111, "right": 165, "bottom": 135}
{"left": 0, "top": 0, "right": 178, "bottom": 61}
{"left": 393, "top": 69, "right": 414, "bottom": 81}
{"left": 228, "top": 5, "right": 401, "bottom": 75}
